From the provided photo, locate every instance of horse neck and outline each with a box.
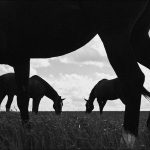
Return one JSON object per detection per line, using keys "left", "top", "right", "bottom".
{"left": 45, "top": 83, "right": 59, "bottom": 102}
{"left": 88, "top": 87, "right": 96, "bottom": 104}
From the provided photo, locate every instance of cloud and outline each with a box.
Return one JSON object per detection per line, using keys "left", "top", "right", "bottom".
{"left": 82, "top": 61, "right": 104, "bottom": 68}
{"left": 58, "top": 47, "right": 104, "bottom": 64}
{"left": 47, "top": 73, "right": 95, "bottom": 100}
{"left": 0, "top": 59, "right": 50, "bottom": 77}
{"left": 30, "top": 59, "right": 50, "bottom": 76}
{"left": 59, "top": 56, "right": 105, "bottom": 68}
{"left": 0, "top": 65, "right": 14, "bottom": 75}
{"left": 30, "top": 59, "right": 50, "bottom": 68}
{"left": 95, "top": 72, "right": 117, "bottom": 80}
{"left": 30, "top": 67, "right": 38, "bottom": 76}
{"left": 139, "top": 64, "right": 150, "bottom": 90}
{"left": 52, "top": 35, "right": 107, "bottom": 69}
{"left": 90, "top": 34, "right": 107, "bottom": 57}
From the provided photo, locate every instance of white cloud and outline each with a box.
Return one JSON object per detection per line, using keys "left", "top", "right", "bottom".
{"left": 30, "top": 67, "right": 38, "bottom": 76}
{"left": 53, "top": 35, "right": 107, "bottom": 68}
{"left": 0, "top": 59, "right": 50, "bottom": 77}
{"left": 47, "top": 73, "right": 95, "bottom": 99}
{"left": 58, "top": 49, "right": 103, "bottom": 64}
{"left": 90, "top": 35, "right": 107, "bottom": 57}
{"left": 139, "top": 64, "right": 150, "bottom": 90}
{"left": 59, "top": 56, "right": 105, "bottom": 68}
{"left": 30, "top": 59, "right": 50, "bottom": 76}
{"left": 95, "top": 72, "right": 117, "bottom": 80}
{"left": 82, "top": 61, "right": 104, "bottom": 68}
{"left": 30, "top": 59, "right": 50, "bottom": 68}
{"left": 0, "top": 65, "right": 14, "bottom": 75}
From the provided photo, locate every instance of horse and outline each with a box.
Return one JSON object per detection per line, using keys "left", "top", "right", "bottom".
{"left": 84, "top": 78, "right": 150, "bottom": 116}
{"left": 0, "top": 1, "right": 150, "bottom": 148}
{"left": 0, "top": 73, "right": 65, "bottom": 114}
{"left": 130, "top": 1, "right": 150, "bottom": 131}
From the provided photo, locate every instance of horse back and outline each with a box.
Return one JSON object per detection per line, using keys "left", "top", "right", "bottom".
{"left": 95, "top": 78, "right": 121, "bottom": 100}
{"left": 0, "top": 73, "right": 17, "bottom": 95}
{"left": 29, "top": 75, "right": 46, "bottom": 98}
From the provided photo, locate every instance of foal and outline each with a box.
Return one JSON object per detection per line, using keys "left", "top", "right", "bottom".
{"left": 85, "top": 78, "right": 150, "bottom": 114}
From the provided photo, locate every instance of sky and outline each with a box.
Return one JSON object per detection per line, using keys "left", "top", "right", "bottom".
{"left": 0, "top": 34, "right": 150, "bottom": 112}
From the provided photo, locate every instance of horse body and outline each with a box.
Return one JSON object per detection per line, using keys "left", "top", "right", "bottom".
{"left": 29, "top": 75, "right": 64, "bottom": 114}
{"left": 131, "top": 0, "right": 150, "bottom": 69}
{"left": 29, "top": 75, "right": 47, "bottom": 100}
{"left": 0, "top": 73, "right": 64, "bottom": 114}
{"left": 0, "top": 73, "right": 17, "bottom": 95}
{"left": 0, "top": 73, "right": 46, "bottom": 100}
{"left": 0, "top": 1, "right": 147, "bottom": 64}
{"left": 0, "top": 1, "right": 95, "bottom": 63}
{"left": 92, "top": 79, "right": 123, "bottom": 101}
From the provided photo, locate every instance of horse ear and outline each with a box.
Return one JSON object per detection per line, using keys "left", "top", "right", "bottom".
{"left": 62, "top": 98, "right": 66, "bottom": 101}
{"left": 84, "top": 98, "right": 88, "bottom": 102}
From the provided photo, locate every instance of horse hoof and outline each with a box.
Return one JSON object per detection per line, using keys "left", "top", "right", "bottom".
{"left": 22, "top": 120, "right": 32, "bottom": 131}
{"left": 146, "top": 123, "right": 150, "bottom": 131}
{"left": 120, "top": 128, "right": 136, "bottom": 149}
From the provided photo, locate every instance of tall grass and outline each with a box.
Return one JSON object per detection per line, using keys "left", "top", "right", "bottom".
{"left": 0, "top": 111, "right": 149, "bottom": 150}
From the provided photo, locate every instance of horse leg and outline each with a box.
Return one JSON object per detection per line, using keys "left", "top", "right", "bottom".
{"left": 101, "top": 100, "right": 107, "bottom": 115}
{"left": 6, "top": 94, "right": 14, "bottom": 112}
{"left": 13, "top": 59, "right": 30, "bottom": 125}
{"left": 32, "top": 98, "right": 40, "bottom": 114}
{"left": 0, "top": 93, "right": 6, "bottom": 109}
{"left": 130, "top": 2, "right": 150, "bottom": 132}
{"left": 130, "top": 1, "right": 150, "bottom": 68}
{"left": 97, "top": 98, "right": 107, "bottom": 115}
{"left": 99, "top": 32, "right": 144, "bottom": 147}
{"left": 146, "top": 112, "right": 150, "bottom": 130}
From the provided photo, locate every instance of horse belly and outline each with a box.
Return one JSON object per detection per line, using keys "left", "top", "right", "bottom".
{"left": 0, "top": 1, "right": 95, "bottom": 59}
{"left": 0, "top": 1, "right": 147, "bottom": 61}
{"left": 29, "top": 81, "right": 45, "bottom": 98}
{"left": 2, "top": 77, "right": 17, "bottom": 95}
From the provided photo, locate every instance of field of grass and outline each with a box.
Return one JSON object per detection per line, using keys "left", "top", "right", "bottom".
{"left": 0, "top": 111, "right": 149, "bottom": 150}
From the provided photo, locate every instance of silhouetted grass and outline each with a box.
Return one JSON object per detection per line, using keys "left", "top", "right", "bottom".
{"left": 0, "top": 111, "right": 149, "bottom": 150}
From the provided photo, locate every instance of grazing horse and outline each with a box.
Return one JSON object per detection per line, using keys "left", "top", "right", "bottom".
{"left": 84, "top": 78, "right": 150, "bottom": 115}
{"left": 0, "top": 1, "right": 150, "bottom": 148}
{"left": 0, "top": 73, "right": 64, "bottom": 114}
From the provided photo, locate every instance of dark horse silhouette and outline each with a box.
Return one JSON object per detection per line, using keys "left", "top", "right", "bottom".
{"left": 84, "top": 78, "right": 150, "bottom": 115}
{"left": 0, "top": 1, "right": 150, "bottom": 147}
{"left": 130, "top": 0, "right": 150, "bottom": 132}
{"left": 0, "top": 73, "right": 64, "bottom": 114}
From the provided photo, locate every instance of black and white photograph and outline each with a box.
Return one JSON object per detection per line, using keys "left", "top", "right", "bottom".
{"left": 0, "top": 1, "right": 150, "bottom": 149}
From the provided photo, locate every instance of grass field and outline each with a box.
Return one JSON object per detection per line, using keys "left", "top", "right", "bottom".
{"left": 0, "top": 111, "right": 149, "bottom": 150}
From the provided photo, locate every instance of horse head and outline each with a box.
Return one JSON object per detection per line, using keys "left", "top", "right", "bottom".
{"left": 84, "top": 98, "right": 94, "bottom": 113}
{"left": 53, "top": 96, "right": 65, "bottom": 115}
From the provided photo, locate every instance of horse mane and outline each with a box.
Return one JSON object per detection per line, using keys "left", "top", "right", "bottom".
{"left": 30, "top": 75, "right": 59, "bottom": 100}
{"left": 88, "top": 78, "right": 108, "bottom": 101}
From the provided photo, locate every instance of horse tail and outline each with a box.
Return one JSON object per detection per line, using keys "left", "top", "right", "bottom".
{"left": 142, "top": 86, "right": 150, "bottom": 102}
